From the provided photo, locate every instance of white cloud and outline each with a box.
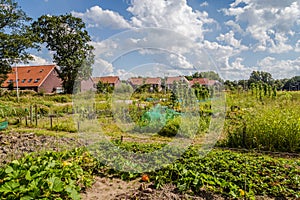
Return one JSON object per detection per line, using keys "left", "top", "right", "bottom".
{"left": 72, "top": 6, "right": 131, "bottom": 29}
{"left": 92, "top": 58, "right": 114, "bottom": 76}
{"left": 257, "top": 56, "right": 300, "bottom": 79}
{"left": 225, "top": 20, "right": 244, "bottom": 34}
{"left": 268, "top": 32, "right": 293, "bottom": 53}
{"left": 223, "top": 0, "right": 300, "bottom": 53}
{"left": 168, "top": 54, "right": 194, "bottom": 69}
{"left": 25, "top": 55, "right": 51, "bottom": 66}
{"left": 217, "top": 30, "right": 248, "bottom": 50}
{"left": 295, "top": 40, "right": 300, "bottom": 52}
{"left": 219, "top": 57, "right": 255, "bottom": 80}
{"left": 200, "top": 1, "right": 208, "bottom": 7}
{"left": 127, "top": 0, "right": 216, "bottom": 41}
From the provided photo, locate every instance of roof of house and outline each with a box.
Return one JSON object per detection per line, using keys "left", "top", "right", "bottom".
{"left": 92, "top": 76, "right": 120, "bottom": 84}
{"left": 189, "top": 78, "right": 216, "bottom": 86}
{"left": 166, "top": 76, "right": 188, "bottom": 84}
{"left": 145, "top": 77, "right": 161, "bottom": 85}
{"left": 128, "top": 78, "right": 144, "bottom": 86}
{"left": 2, "top": 65, "right": 59, "bottom": 88}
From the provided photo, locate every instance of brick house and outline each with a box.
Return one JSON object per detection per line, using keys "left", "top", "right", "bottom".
{"left": 145, "top": 77, "right": 162, "bottom": 91}
{"left": 92, "top": 76, "right": 121, "bottom": 87}
{"left": 1, "top": 65, "right": 63, "bottom": 93}
{"left": 128, "top": 77, "right": 144, "bottom": 89}
{"left": 189, "top": 78, "right": 217, "bottom": 87}
{"left": 165, "top": 76, "right": 189, "bottom": 90}
{"left": 80, "top": 77, "right": 96, "bottom": 92}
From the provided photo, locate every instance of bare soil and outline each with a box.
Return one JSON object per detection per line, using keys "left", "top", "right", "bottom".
{"left": 0, "top": 131, "right": 85, "bottom": 165}
{"left": 81, "top": 177, "right": 225, "bottom": 200}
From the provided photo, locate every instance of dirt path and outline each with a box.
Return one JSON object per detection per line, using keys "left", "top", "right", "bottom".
{"left": 81, "top": 177, "right": 142, "bottom": 200}
{"left": 81, "top": 177, "right": 225, "bottom": 200}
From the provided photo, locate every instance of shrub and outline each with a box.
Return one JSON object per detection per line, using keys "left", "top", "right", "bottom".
{"left": 158, "top": 117, "right": 181, "bottom": 137}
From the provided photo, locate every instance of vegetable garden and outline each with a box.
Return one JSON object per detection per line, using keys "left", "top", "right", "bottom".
{"left": 0, "top": 88, "right": 299, "bottom": 199}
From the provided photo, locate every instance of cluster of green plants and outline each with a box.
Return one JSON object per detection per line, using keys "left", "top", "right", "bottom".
{"left": 0, "top": 140, "right": 299, "bottom": 199}
{"left": 0, "top": 148, "right": 96, "bottom": 200}
{"left": 90, "top": 141, "right": 300, "bottom": 199}
{"left": 222, "top": 91, "right": 300, "bottom": 153}
{"left": 154, "top": 147, "right": 300, "bottom": 199}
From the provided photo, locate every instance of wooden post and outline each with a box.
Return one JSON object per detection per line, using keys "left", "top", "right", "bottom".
{"left": 35, "top": 104, "right": 38, "bottom": 126}
{"left": 25, "top": 116, "right": 28, "bottom": 126}
{"left": 30, "top": 105, "right": 33, "bottom": 124}
{"left": 77, "top": 121, "right": 80, "bottom": 132}
{"left": 120, "top": 136, "right": 123, "bottom": 143}
{"left": 50, "top": 115, "right": 53, "bottom": 129}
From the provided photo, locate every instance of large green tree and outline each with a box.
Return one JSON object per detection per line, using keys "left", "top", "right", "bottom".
{"left": 32, "top": 14, "right": 94, "bottom": 94}
{"left": 248, "top": 71, "right": 274, "bottom": 87}
{"left": 283, "top": 76, "right": 300, "bottom": 91}
{"left": 0, "top": 0, "right": 36, "bottom": 85}
{"left": 186, "top": 71, "right": 223, "bottom": 82}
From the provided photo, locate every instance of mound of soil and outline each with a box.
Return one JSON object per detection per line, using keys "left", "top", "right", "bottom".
{"left": 0, "top": 132, "right": 85, "bottom": 165}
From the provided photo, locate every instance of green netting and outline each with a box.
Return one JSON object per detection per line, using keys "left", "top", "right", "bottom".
{"left": 141, "top": 104, "right": 180, "bottom": 124}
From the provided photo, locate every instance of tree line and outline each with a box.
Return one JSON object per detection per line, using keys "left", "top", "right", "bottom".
{"left": 0, "top": 0, "right": 94, "bottom": 94}
{"left": 224, "top": 71, "right": 300, "bottom": 92}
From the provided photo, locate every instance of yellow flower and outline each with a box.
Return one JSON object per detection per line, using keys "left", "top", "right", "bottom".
{"left": 239, "top": 189, "right": 245, "bottom": 196}
{"left": 62, "top": 161, "right": 70, "bottom": 167}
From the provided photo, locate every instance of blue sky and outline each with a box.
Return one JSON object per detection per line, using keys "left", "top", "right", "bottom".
{"left": 16, "top": 0, "right": 300, "bottom": 80}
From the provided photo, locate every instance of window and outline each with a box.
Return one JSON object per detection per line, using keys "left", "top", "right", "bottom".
{"left": 22, "top": 79, "right": 26, "bottom": 83}
{"left": 27, "top": 70, "right": 31, "bottom": 73}
{"left": 39, "top": 69, "right": 44, "bottom": 73}
{"left": 28, "top": 79, "right": 32, "bottom": 83}
{"left": 7, "top": 79, "right": 13, "bottom": 83}
{"left": 34, "top": 78, "right": 40, "bottom": 83}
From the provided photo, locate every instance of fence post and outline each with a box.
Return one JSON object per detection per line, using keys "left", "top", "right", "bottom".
{"left": 35, "top": 104, "right": 38, "bottom": 126}
{"left": 30, "top": 105, "right": 33, "bottom": 124}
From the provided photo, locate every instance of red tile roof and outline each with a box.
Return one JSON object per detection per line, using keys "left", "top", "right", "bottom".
{"left": 145, "top": 77, "right": 161, "bottom": 85}
{"left": 166, "top": 76, "right": 188, "bottom": 84}
{"left": 128, "top": 78, "right": 144, "bottom": 86}
{"left": 189, "top": 78, "right": 216, "bottom": 86}
{"left": 92, "top": 76, "right": 120, "bottom": 85}
{"left": 2, "top": 65, "right": 58, "bottom": 88}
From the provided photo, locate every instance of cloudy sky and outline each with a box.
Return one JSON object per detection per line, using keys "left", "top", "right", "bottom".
{"left": 17, "top": 0, "right": 300, "bottom": 80}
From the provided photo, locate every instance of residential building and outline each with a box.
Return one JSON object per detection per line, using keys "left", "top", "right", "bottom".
{"left": 145, "top": 77, "right": 162, "bottom": 91}
{"left": 165, "top": 76, "right": 189, "bottom": 90}
{"left": 128, "top": 77, "right": 144, "bottom": 89}
{"left": 189, "top": 78, "right": 218, "bottom": 87}
{"left": 1, "top": 65, "right": 62, "bottom": 93}
{"left": 92, "top": 76, "right": 120, "bottom": 87}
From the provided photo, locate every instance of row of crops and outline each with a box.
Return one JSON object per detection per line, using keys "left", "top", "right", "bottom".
{"left": 0, "top": 142, "right": 299, "bottom": 199}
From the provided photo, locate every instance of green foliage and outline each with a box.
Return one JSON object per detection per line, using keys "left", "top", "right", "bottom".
{"left": 187, "top": 71, "right": 223, "bottom": 82}
{"left": 222, "top": 91, "right": 300, "bottom": 152}
{"left": 192, "top": 84, "right": 210, "bottom": 100}
{"left": 32, "top": 14, "right": 94, "bottom": 94}
{"left": 283, "top": 76, "right": 300, "bottom": 91}
{"left": 155, "top": 147, "right": 300, "bottom": 199}
{"left": 157, "top": 117, "right": 181, "bottom": 137}
{"left": 96, "top": 81, "right": 114, "bottom": 94}
{"left": 0, "top": 148, "right": 96, "bottom": 199}
{"left": 248, "top": 71, "right": 274, "bottom": 87}
{"left": 0, "top": 0, "right": 37, "bottom": 86}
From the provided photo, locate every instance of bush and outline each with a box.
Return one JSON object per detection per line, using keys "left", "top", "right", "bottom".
{"left": 158, "top": 117, "right": 181, "bottom": 137}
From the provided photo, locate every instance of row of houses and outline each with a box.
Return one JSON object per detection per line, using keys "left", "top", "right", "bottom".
{"left": 0, "top": 65, "right": 219, "bottom": 93}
